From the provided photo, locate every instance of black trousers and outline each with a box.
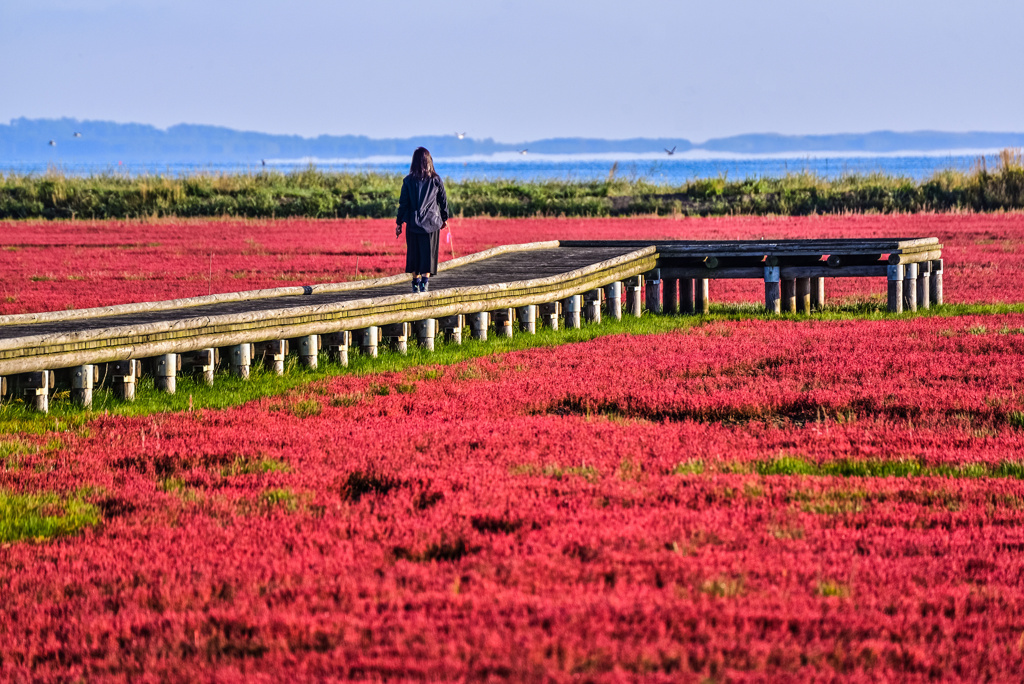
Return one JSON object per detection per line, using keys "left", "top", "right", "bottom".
{"left": 405, "top": 230, "right": 440, "bottom": 275}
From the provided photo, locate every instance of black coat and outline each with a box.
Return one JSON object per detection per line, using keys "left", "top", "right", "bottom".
{"left": 396, "top": 174, "right": 449, "bottom": 234}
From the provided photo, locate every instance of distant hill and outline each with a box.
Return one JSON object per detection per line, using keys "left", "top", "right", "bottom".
{"left": 1, "top": 117, "right": 1022, "bottom": 165}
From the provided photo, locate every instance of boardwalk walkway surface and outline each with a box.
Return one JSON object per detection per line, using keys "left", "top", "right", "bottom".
{"left": 0, "top": 238, "right": 941, "bottom": 412}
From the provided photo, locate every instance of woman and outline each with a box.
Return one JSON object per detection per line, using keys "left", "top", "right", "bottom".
{"left": 396, "top": 147, "right": 449, "bottom": 292}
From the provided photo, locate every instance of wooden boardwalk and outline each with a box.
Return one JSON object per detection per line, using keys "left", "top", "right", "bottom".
{"left": 0, "top": 238, "right": 941, "bottom": 412}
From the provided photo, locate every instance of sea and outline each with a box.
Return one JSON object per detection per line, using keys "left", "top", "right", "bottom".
{"left": 3, "top": 150, "right": 1004, "bottom": 184}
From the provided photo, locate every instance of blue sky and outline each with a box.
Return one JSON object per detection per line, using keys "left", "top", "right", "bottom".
{"left": 1, "top": 0, "right": 1022, "bottom": 142}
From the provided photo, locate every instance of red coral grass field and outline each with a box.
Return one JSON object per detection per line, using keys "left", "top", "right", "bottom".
{"left": 1, "top": 212, "right": 1023, "bottom": 314}
{"left": 3, "top": 310, "right": 1024, "bottom": 680}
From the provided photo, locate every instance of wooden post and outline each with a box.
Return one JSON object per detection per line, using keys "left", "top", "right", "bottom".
{"left": 539, "top": 302, "right": 560, "bottom": 330}
{"left": 887, "top": 264, "right": 904, "bottom": 313}
{"left": 354, "top": 327, "right": 379, "bottom": 358}
{"left": 111, "top": 360, "right": 139, "bottom": 400}
{"left": 781, "top": 279, "right": 797, "bottom": 314}
{"left": 413, "top": 319, "right": 436, "bottom": 350}
{"left": 153, "top": 353, "right": 178, "bottom": 394}
{"left": 492, "top": 309, "right": 514, "bottom": 338}
{"left": 796, "top": 278, "right": 811, "bottom": 314}
{"left": 930, "top": 259, "right": 943, "bottom": 305}
{"left": 439, "top": 315, "right": 463, "bottom": 344}
{"left": 21, "top": 370, "right": 53, "bottom": 413}
{"left": 903, "top": 263, "right": 918, "bottom": 313}
{"left": 562, "top": 294, "right": 582, "bottom": 329}
{"left": 663, "top": 278, "right": 679, "bottom": 314}
{"left": 71, "top": 364, "right": 96, "bottom": 408}
{"left": 324, "top": 331, "right": 349, "bottom": 366}
{"left": 645, "top": 269, "right": 662, "bottom": 314}
{"left": 603, "top": 282, "right": 622, "bottom": 321}
{"left": 698, "top": 278, "right": 710, "bottom": 315}
{"left": 182, "top": 348, "right": 216, "bottom": 386}
{"left": 583, "top": 289, "right": 602, "bottom": 324}
{"left": 468, "top": 312, "right": 489, "bottom": 341}
{"left": 255, "top": 340, "right": 288, "bottom": 375}
{"left": 296, "top": 335, "right": 320, "bottom": 367}
{"left": 917, "top": 262, "right": 931, "bottom": 310}
{"left": 516, "top": 305, "right": 537, "bottom": 334}
{"left": 381, "top": 323, "right": 409, "bottom": 354}
{"left": 624, "top": 276, "right": 643, "bottom": 317}
{"left": 811, "top": 277, "right": 825, "bottom": 311}
{"left": 681, "top": 278, "right": 696, "bottom": 314}
{"left": 764, "top": 266, "right": 781, "bottom": 314}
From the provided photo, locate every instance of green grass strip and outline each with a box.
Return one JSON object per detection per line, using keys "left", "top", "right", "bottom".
{"left": 0, "top": 490, "right": 100, "bottom": 543}
{"left": 673, "top": 456, "right": 1024, "bottom": 479}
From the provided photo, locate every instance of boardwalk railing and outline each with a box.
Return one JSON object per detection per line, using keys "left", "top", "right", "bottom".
{"left": 0, "top": 238, "right": 941, "bottom": 412}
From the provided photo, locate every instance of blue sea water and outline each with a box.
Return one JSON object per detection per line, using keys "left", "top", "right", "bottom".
{"left": 2, "top": 151, "right": 998, "bottom": 183}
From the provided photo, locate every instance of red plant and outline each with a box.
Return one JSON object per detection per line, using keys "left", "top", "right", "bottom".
{"left": 1, "top": 212, "right": 1022, "bottom": 314}
{"left": 2, "top": 314, "right": 1024, "bottom": 679}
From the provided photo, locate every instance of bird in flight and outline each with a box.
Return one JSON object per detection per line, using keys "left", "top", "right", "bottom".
{"left": 73, "top": 132, "right": 82, "bottom": 138}
{"left": 664, "top": 146, "right": 676, "bottom": 155}
{"left": 48, "top": 140, "right": 56, "bottom": 147}
{"left": 456, "top": 132, "right": 466, "bottom": 139}
{"left": 518, "top": 149, "right": 528, "bottom": 155}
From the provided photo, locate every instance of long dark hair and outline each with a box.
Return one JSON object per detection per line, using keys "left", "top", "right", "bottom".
{"left": 409, "top": 147, "right": 436, "bottom": 179}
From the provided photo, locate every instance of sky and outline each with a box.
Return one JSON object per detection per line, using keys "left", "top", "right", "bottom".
{"left": 1, "top": 0, "right": 1022, "bottom": 143}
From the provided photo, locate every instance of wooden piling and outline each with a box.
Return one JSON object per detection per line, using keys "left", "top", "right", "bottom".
{"left": 413, "top": 319, "right": 436, "bottom": 350}
{"left": 72, "top": 364, "right": 96, "bottom": 408}
{"left": 491, "top": 309, "right": 514, "bottom": 338}
{"left": 539, "top": 302, "right": 560, "bottom": 330}
{"left": 182, "top": 348, "right": 216, "bottom": 386}
{"left": 21, "top": 370, "right": 53, "bottom": 413}
{"left": 153, "top": 353, "right": 178, "bottom": 394}
{"left": 645, "top": 269, "right": 662, "bottom": 314}
{"left": 324, "top": 331, "right": 349, "bottom": 366}
{"left": 624, "top": 276, "right": 643, "bottom": 317}
{"left": 681, "top": 278, "right": 696, "bottom": 315}
{"left": 296, "top": 335, "right": 320, "bottom": 367}
{"left": 583, "top": 289, "right": 602, "bottom": 324}
{"left": 381, "top": 323, "right": 409, "bottom": 354}
{"left": 781, "top": 279, "right": 797, "bottom": 314}
{"left": 811, "top": 277, "right": 825, "bottom": 311}
{"left": 255, "top": 340, "right": 287, "bottom": 375}
{"left": 917, "top": 262, "right": 931, "bottom": 310}
{"left": 561, "top": 294, "right": 582, "bottom": 329}
{"left": 887, "top": 264, "right": 904, "bottom": 313}
{"left": 796, "top": 278, "right": 811, "bottom": 314}
{"left": 663, "top": 278, "right": 679, "bottom": 314}
{"left": 930, "top": 259, "right": 943, "bottom": 305}
{"left": 698, "top": 278, "right": 710, "bottom": 315}
{"left": 439, "top": 315, "right": 464, "bottom": 344}
{"left": 354, "top": 327, "right": 379, "bottom": 358}
{"left": 903, "top": 263, "right": 918, "bottom": 313}
{"left": 111, "top": 359, "right": 139, "bottom": 400}
{"left": 468, "top": 312, "right": 489, "bottom": 341}
{"left": 603, "top": 282, "right": 622, "bottom": 321}
{"left": 764, "top": 266, "right": 781, "bottom": 314}
{"left": 516, "top": 305, "right": 537, "bottom": 334}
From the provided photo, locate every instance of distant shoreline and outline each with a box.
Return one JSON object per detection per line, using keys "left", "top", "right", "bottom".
{"left": 3, "top": 117, "right": 1023, "bottom": 167}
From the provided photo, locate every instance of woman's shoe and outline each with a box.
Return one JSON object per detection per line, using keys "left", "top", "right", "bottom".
{"left": 419, "top": 278, "right": 429, "bottom": 293}
{"left": 411, "top": 276, "right": 421, "bottom": 293}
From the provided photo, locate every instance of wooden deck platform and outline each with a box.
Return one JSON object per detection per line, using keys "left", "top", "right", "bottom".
{"left": 0, "top": 238, "right": 942, "bottom": 412}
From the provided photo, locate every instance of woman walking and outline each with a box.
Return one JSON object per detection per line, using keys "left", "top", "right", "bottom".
{"left": 396, "top": 147, "right": 449, "bottom": 292}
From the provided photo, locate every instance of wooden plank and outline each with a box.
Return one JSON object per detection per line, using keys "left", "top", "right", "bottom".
{"left": 780, "top": 265, "right": 888, "bottom": 278}
{"left": 661, "top": 267, "right": 764, "bottom": 280}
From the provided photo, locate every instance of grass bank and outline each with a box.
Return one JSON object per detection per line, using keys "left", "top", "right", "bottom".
{"left": 2, "top": 150, "right": 1023, "bottom": 220}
